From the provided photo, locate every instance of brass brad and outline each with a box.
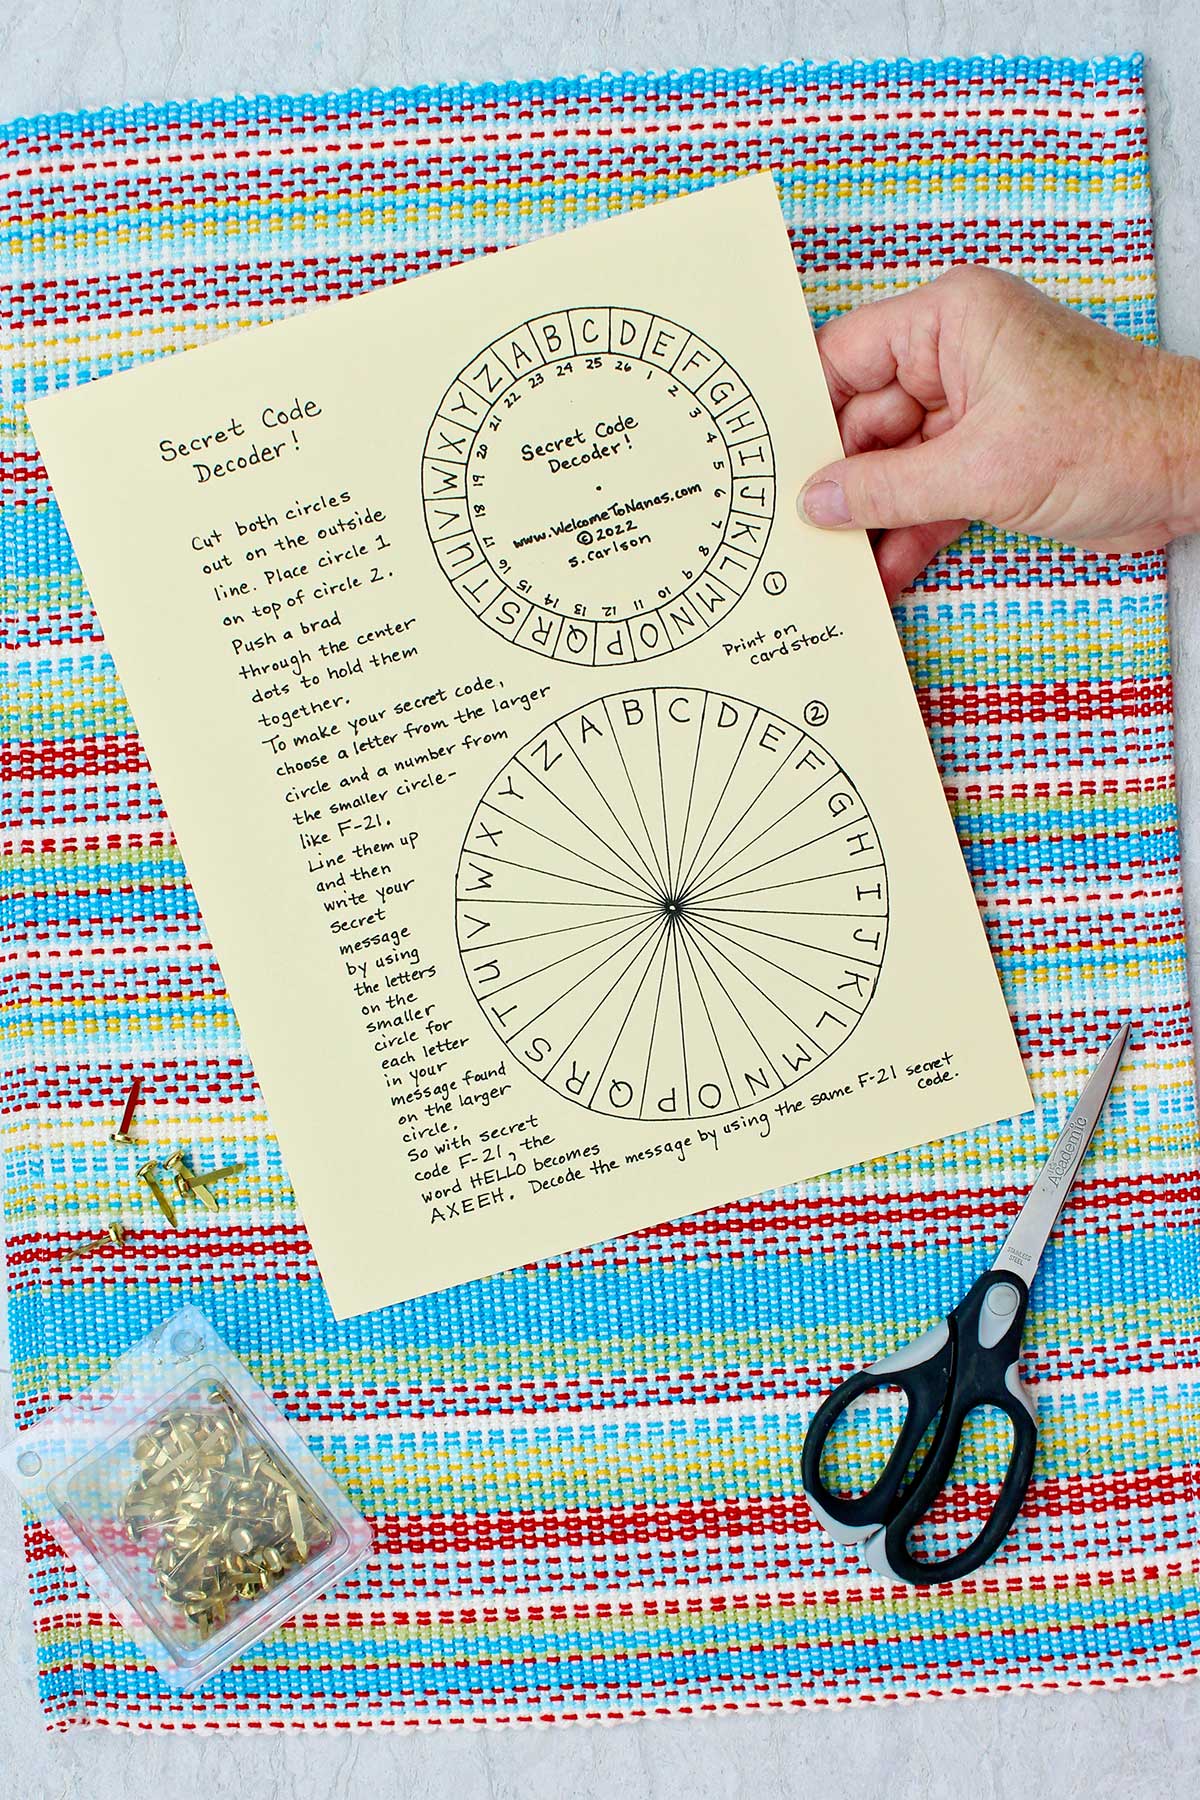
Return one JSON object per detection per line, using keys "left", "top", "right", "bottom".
{"left": 137, "top": 1160, "right": 177, "bottom": 1227}
{"left": 59, "top": 1221, "right": 127, "bottom": 1263}
{"left": 164, "top": 1149, "right": 245, "bottom": 1213}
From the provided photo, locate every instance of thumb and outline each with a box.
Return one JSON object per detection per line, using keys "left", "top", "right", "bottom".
{"left": 799, "top": 436, "right": 972, "bottom": 531}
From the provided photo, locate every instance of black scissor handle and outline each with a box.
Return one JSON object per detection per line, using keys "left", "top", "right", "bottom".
{"left": 801, "top": 1317, "right": 955, "bottom": 1544}
{"left": 863, "top": 1268, "right": 1037, "bottom": 1587}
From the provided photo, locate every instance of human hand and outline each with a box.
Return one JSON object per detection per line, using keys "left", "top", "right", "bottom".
{"left": 799, "top": 264, "right": 1200, "bottom": 600}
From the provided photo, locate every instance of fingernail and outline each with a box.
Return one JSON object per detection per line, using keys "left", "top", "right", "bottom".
{"left": 799, "top": 479, "right": 850, "bottom": 527}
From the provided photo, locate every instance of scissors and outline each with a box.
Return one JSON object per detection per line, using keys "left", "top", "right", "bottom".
{"left": 801, "top": 1022, "right": 1130, "bottom": 1586}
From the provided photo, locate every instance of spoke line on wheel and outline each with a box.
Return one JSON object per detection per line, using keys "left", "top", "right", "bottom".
{"left": 585, "top": 913, "right": 679, "bottom": 1110}
{"left": 686, "top": 859, "right": 887, "bottom": 907}
{"left": 674, "top": 914, "right": 800, "bottom": 1073}
{"left": 457, "top": 848, "right": 657, "bottom": 906}
{"left": 545, "top": 914, "right": 675, "bottom": 1087}
{"left": 473, "top": 910, "right": 673, "bottom": 1002}
{"left": 688, "top": 817, "right": 873, "bottom": 907}
{"left": 458, "top": 907, "right": 660, "bottom": 954}
{"left": 675, "top": 703, "right": 759, "bottom": 898}
{"left": 681, "top": 738, "right": 806, "bottom": 898}
{"left": 552, "top": 719, "right": 668, "bottom": 896}
{"left": 472, "top": 798, "right": 662, "bottom": 904}
{"left": 684, "top": 769, "right": 841, "bottom": 900}
{"left": 504, "top": 739, "right": 664, "bottom": 900}
{"left": 513, "top": 911, "right": 666, "bottom": 1038}
{"left": 674, "top": 924, "right": 740, "bottom": 1101}
{"left": 685, "top": 912, "right": 865, "bottom": 1016}
{"left": 601, "top": 694, "right": 672, "bottom": 896}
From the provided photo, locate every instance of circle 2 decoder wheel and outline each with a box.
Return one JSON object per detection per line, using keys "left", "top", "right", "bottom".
{"left": 455, "top": 688, "right": 889, "bottom": 1122}
{"left": 422, "top": 308, "right": 775, "bottom": 666}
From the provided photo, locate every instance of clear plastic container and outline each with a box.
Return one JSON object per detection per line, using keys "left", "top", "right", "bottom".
{"left": 0, "top": 1306, "right": 372, "bottom": 1691}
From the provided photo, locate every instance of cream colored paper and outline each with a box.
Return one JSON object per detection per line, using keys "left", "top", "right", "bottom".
{"left": 27, "top": 175, "right": 1031, "bottom": 1318}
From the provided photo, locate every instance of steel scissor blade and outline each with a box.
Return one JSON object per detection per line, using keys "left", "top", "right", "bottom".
{"left": 991, "top": 1022, "right": 1130, "bottom": 1284}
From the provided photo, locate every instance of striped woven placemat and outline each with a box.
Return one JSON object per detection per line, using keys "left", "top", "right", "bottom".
{"left": 3, "top": 54, "right": 1200, "bottom": 1728}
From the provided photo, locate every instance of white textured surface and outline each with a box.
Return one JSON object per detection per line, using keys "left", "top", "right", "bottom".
{"left": 4, "top": 3, "right": 1200, "bottom": 1792}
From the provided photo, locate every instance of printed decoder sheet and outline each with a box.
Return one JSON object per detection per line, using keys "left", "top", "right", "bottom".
{"left": 27, "top": 175, "right": 1032, "bottom": 1317}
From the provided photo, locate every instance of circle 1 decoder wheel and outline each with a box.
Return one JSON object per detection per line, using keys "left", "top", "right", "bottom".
{"left": 455, "top": 688, "right": 888, "bottom": 1122}
{"left": 422, "top": 308, "right": 775, "bottom": 667}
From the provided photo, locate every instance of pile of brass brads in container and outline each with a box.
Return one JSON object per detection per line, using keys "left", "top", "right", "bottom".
{"left": 120, "top": 1383, "right": 331, "bottom": 1639}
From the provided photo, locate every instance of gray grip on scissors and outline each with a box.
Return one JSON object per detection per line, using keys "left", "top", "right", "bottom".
{"left": 863, "top": 1529, "right": 905, "bottom": 1584}
{"left": 976, "top": 1281, "right": 1022, "bottom": 1350}
{"left": 1006, "top": 1361, "right": 1038, "bottom": 1421}
{"left": 869, "top": 1319, "right": 950, "bottom": 1374}
{"left": 805, "top": 1495, "right": 886, "bottom": 1545}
